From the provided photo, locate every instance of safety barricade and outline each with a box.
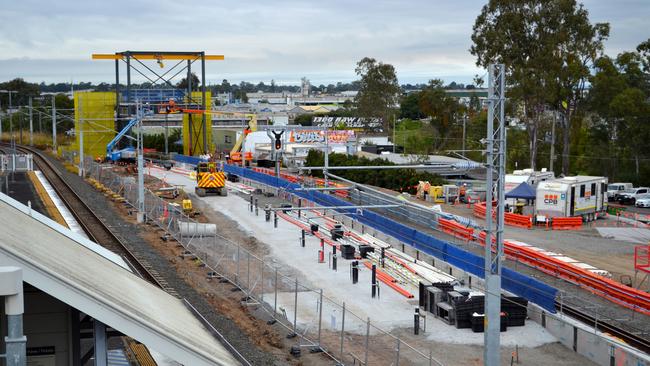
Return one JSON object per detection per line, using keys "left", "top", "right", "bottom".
{"left": 474, "top": 202, "right": 532, "bottom": 229}
{"left": 504, "top": 212, "right": 533, "bottom": 229}
{"left": 551, "top": 217, "right": 582, "bottom": 230}
{"left": 438, "top": 218, "right": 474, "bottom": 241}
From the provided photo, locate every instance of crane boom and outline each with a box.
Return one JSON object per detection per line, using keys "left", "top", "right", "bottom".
{"left": 106, "top": 115, "right": 141, "bottom": 161}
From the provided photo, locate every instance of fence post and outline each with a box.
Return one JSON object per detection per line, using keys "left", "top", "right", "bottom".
{"left": 340, "top": 302, "right": 345, "bottom": 362}
{"left": 260, "top": 262, "right": 265, "bottom": 302}
{"left": 293, "top": 279, "right": 299, "bottom": 336}
{"left": 246, "top": 252, "right": 251, "bottom": 292}
{"left": 429, "top": 348, "right": 433, "bottom": 366}
{"left": 395, "top": 338, "right": 400, "bottom": 366}
{"left": 317, "top": 289, "right": 323, "bottom": 350}
{"left": 364, "top": 317, "right": 370, "bottom": 366}
{"left": 235, "top": 244, "right": 240, "bottom": 285}
{"left": 273, "top": 268, "right": 278, "bottom": 320}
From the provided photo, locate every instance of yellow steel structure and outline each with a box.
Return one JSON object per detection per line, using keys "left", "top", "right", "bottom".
{"left": 92, "top": 53, "right": 224, "bottom": 61}
{"left": 182, "top": 91, "right": 212, "bottom": 156}
{"left": 72, "top": 92, "right": 116, "bottom": 160}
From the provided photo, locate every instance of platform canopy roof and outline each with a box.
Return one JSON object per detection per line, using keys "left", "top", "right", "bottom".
{"left": 0, "top": 193, "right": 240, "bottom": 366}
{"left": 505, "top": 181, "right": 536, "bottom": 200}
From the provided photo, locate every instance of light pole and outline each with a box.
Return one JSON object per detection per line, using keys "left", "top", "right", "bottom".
{"left": 51, "top": 95, "right": 57, "bottom": 150}
{"left": 0, "top": 90, "right": 18, "bottom": 139}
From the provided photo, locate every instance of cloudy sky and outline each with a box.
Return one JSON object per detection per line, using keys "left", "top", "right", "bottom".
{"left": 0, "top": 0, "right": 647, "bottom": 86}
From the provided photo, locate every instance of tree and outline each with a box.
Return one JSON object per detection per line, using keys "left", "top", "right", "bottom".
{"left": 176, "top": 73, "right": 200, "bottom": 91}
{"left": 471, "top": 0, "right": 609, "bottom": 172}
{"left": 354, "top": 57, "right": 400, "bottom": 131}
{"left": 588, "top": 43, "right": 650, "bottom": 183}
{"left": 399, "top": 93, "right": 424, "bottom": 120}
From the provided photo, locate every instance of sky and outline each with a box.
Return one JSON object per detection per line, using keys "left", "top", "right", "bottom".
{"left": 0, "top": 0, "right": 647, "bottom": 86}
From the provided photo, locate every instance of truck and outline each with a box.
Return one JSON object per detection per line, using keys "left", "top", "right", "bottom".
{"left": 195, "top": 161, "right": 228, "bottom": 197}
{"left": 535, "top": 176, "right": 608, "bottom": 222}
{"left": 606, "top": 182, "right": 633, "bottom": 200}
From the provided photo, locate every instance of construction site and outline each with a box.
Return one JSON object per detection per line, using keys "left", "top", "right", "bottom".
{"left": 1, "top": 18, "right": 650, "bottom": 366}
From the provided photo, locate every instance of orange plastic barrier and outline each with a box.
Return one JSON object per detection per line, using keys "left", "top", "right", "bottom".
{"left": 474, "top": 202, "right": 532, "bottom": 229}
{"left": 505, "top": 212, "right": 533, "bottom": 229}
{"left": 438, "top": 218, "right": 474, "bottom": 241}
{"left": 363, "top": 262, "right": 414, "bottom": 298}
{"left": 551, "top": 217, "right": 582, "bottom": 230}
{"left": 475, "top": 231, "right": 650, "bottom": 314}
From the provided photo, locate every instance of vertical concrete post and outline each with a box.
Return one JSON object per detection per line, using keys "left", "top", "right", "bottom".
{"left": 1, "top": 267, "right": 26, "bottom": 366}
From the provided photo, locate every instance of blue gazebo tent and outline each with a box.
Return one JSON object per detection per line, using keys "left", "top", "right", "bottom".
{"left": 505, "top": 182, "right": 536, "bottom": 200}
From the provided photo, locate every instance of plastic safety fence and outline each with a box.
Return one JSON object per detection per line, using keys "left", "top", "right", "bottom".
{"left": 224, "top": 165, "right": 559, "bottom": 313}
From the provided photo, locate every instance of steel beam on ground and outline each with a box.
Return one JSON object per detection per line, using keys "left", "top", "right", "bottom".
{"left": 267, "top": 204, "right": 400, "bottom": 211}
{"left": 293, "top": 186, "right": 354, "bottom": 191}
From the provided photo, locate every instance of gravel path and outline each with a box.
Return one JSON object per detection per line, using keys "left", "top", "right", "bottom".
{"left": 43, "top": 155, "right": 283, "bottom": 366}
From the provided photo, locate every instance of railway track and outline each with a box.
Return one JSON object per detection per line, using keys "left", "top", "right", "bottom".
{"left": 558, "top": 302, "right": 650, "bottom": 353}
{"left": 1, "top": 144, "right": 178, "bottom": 297}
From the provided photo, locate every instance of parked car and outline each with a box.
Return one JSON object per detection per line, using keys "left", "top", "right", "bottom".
{"left": 618, "top": 187, "right": 650, "bottom": 205}
{"left": 635, "top": 194, "right": 650, "bottom": 208}
{"left": 607, "top": 182, "right": 633, "bottom": 200}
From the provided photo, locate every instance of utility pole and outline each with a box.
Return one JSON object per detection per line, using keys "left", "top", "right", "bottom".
{"left": 462, "top": 114, "right": 467, "bottom": 157}
{"left": 137, "top": 103, "right": 145, "bottom": 223}
{"left": 550, "top": 111, "right": 556, "bottom": 172}
{"left": 78, "top": 95, "right": 84, "bottom": 177}
{"left": 392, "top": 114, "right": 396, "bottom": 154}
{"left": 28, "top": 97, "right": 33, "bottom": 146}
{"left": 324, "top": 125, "right": 329, "bottom": 187}
{"left": 51, "top": 95, "right": 57, "bottom": 150}
{"left": 164, "top": 112, "right": 169, "bottom": 155}
{"left": 483, "top": 64, "right": 506, "bottom": 366}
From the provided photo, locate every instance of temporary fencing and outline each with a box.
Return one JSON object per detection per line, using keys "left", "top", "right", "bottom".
{"left": 84, "top": 159, "right": 443, "bottom": 366}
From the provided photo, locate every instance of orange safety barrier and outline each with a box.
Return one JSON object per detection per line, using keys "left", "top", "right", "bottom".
{"left": 474, "top": 230, "right": 650, "bottom": 314}
{"left": 504, "top": 241, "right": 650, "bottom": 315}
{"left": 551, "top": 217, "right": 582, "bottom": 230}
{"left": 504, "top": 212, "right": 533, "bottom": 229}
{"left": 474, "top": 202, "right": 532, "bottom": 229}
{"left": 363, "top": 262, "right": 414, "bottom": 298}
{"left": 438, "top": 218, "right": 474, "bottom": 241}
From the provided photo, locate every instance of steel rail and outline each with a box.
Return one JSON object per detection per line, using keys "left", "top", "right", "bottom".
{"left": 1, "top": 143, "right": 166, "bottom": 290}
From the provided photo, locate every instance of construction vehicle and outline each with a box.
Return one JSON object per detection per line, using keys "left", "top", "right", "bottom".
{"left": 195, "top": 161, "right": 228, "bottom": 197}
{"left": 105, "top": 115, "right": 142, "bottom": 162}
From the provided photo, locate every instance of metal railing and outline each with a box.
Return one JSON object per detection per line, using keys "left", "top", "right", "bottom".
{"left": 81, "top": 158, "right": 444, "bottom": 366}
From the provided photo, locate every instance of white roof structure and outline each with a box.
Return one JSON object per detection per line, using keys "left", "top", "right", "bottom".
{"left": 0, "top": 193, "right": 240, "bottom": 366}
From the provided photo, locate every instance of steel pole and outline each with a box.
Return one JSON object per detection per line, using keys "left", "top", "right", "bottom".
{"left": 78, "top": 95, "right": 84, "bottom": 177}
{"left": 483, "top": 63, "right": 506, "bottom": 366}
{"left": 550, "top": 112, "right": 556, "bottom": 172}
{"left": 324, "top": 125, "right": 329, "bottom": 187}
{"left": 51, "top": 95, "right": 57, "bottom": 150}
{"left": 201, "top": 52, "right": 208, "bottom": 154}
{"left": 137, "top": 106, "right": 145, "bottom": 222}
{"left": 28, "top": 97, "right": 33, "bottom": 146}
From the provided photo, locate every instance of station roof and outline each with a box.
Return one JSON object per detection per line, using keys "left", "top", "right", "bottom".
{"left": 0, "top": 193, "right": 240, "bottom": 366}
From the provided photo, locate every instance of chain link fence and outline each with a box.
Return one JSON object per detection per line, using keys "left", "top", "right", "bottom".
{"left": 79, "top": 159, "right": 443, "bottom": 366}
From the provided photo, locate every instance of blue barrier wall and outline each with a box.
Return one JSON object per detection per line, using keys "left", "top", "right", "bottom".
{"left": 224, "top": 165, "right": 558, "bottom": 312}
{"left": 173, "top": 154, "right": 207, "bottom": 165}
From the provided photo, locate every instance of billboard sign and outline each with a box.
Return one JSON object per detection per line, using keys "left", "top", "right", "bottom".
{"left": 312, "top": 116, "right": 383, "bottom": 131}
{"left": 289, "top": 130, "right": 355, "bottom": 144}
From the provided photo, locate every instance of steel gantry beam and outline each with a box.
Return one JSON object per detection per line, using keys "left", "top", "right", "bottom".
{"left": 483, "top": 63, "right": 506, "bottom": 366}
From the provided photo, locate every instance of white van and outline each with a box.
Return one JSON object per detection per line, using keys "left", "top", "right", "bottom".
{"left": 607, "top": 182, "right": 633, "bottom": 199}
